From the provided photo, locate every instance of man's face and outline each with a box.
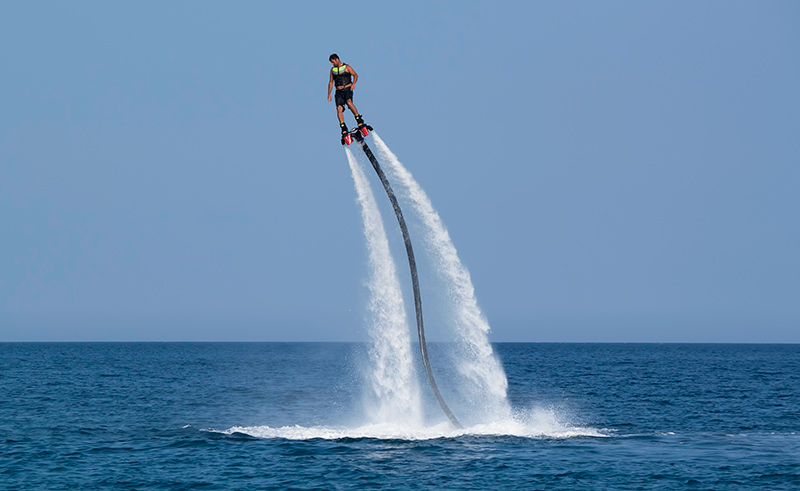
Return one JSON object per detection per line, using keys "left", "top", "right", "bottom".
{"left": 330, "top": 58, "right": 342, "bottom": 68}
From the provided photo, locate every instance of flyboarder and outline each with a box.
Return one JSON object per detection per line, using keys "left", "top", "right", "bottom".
{"left": 327, "top": 53, "right": 368, "bottom": 140}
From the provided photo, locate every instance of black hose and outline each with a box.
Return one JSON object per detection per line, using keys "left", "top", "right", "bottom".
{"left": 355, "top": 138, "right": 463, "bottom": 428}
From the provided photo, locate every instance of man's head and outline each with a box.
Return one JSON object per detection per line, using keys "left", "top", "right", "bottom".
{"left": 329, "top": 53, "right": 342, "bottom": 67}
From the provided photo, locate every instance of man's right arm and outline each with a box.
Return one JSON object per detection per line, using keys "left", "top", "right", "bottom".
{"left": 327, "top": 70, "right": 333, "bottom": 101}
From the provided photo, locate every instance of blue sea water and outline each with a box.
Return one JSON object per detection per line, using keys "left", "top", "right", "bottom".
{"left": 1, "top": 342, "right": 798, "bottom": 490}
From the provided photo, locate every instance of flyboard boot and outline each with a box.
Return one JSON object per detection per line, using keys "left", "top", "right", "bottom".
{"left": 340, "top": 122, "right": 353, "bottom": 145}
{"left": 355, "top": 114, "right": 372, "bottom": 137}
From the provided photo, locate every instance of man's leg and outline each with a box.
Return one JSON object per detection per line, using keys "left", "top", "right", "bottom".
{"left": 337, "top": 105, "right": 345, "bottom": 124}
{"left": 347, "top": 99, "right": 366, "bottom": 128}
{"left": 346, "top": 99, "right": 359, "bottom": 117}
{"left": 337, "top": 105, "right": 348, "bottom": 135}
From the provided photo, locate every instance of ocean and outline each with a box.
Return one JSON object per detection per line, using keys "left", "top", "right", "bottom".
{"left": 1, "top": 342, "right": 798, "bottom": 490}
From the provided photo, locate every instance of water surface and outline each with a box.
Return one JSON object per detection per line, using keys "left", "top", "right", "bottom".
{"left": 1, "top": 342, "right": 798, "bottom": 490}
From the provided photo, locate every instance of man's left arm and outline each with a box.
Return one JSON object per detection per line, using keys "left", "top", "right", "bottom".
{"left": 347, "top": 65, "right": 358, "bottom": 90}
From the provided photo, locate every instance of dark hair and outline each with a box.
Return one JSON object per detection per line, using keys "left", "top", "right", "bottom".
{"left": 329, "top": 53, "right": 339, "bottom": 61}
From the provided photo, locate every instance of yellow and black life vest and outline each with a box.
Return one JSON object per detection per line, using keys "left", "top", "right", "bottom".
{"left": 332, "top": 64, "right": 352, "bottom": 87}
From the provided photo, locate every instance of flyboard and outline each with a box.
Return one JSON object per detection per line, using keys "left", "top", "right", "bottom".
{"left": 344, "top": 125, "right": 463, "bottom": 428}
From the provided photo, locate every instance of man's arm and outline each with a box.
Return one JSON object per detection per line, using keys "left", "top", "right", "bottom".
{"left": 347, "top": 65, "right": 358, "bottom": 90}
{"left": 327, "top": 70, "right": 333, "bottom": 101}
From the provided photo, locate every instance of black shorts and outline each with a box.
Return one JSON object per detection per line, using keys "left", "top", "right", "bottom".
{"left": 335, "top": 88, "right": 353, "bottom": 108}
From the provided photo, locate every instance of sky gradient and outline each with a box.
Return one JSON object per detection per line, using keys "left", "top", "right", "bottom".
{"left": 2, "top": 1, "right": 798, "bottom": 342}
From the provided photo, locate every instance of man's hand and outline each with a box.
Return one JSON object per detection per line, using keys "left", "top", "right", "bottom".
{"left": 327, "top": 94, "right": 332, "bottom": 102}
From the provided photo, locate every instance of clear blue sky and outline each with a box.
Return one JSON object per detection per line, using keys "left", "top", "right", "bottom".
{"left": 2, "top": 1, "right": 798, "bottom": 342}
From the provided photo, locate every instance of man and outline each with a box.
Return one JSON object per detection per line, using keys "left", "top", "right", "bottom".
{"left": 327, "top": 53, "right": 367, "bottom": 138}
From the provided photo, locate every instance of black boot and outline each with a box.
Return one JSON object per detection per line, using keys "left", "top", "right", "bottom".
{"left": 340, "top": 122, "right": 348, "bottom": 136}
{"left": 355, "top": 114, "right": 366, "bottom": 129}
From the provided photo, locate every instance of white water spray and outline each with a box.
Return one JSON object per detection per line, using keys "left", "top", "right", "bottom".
{"left": 371, "top": 133, "right": 512, "bottom": 421}
{"left": 217, "top": 408, "right": 606, "bottom": 440}
{"left": 215, "top": 141, "right": 602, "bottom": 440}
{"left": 345, "top": 148, "right": 422, "bottom": 425}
